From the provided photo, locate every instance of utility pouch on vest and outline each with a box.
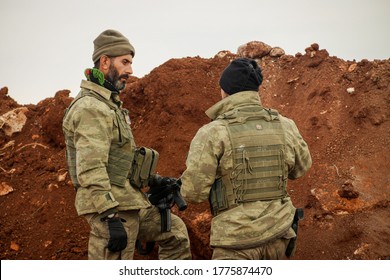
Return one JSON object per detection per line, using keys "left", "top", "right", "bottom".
{"left": 129, "top": 147, "right": 159, "bottom": 189}
{"left": 209, "top": 178, "right": 229, "bottom": 216}
{"left": 285, "top": 208, "right": 304, "bottom": 257}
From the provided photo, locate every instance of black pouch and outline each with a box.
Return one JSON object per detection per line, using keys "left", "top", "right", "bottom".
{"left": 209, "top": 178, "right": 229, "bottom": 216}
{"left": 285, "top": 208, "right": 304, "bottom": 257}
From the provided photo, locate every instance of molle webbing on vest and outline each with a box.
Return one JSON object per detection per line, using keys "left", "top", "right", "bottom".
{"left": 223, "top": 107, "right": 288, "bottom": 207}
{"left": 64, "top": 90, "right": 135, "bottom": 188}
{"left": 106, "top": 139, "right": 134, "bottom": 187}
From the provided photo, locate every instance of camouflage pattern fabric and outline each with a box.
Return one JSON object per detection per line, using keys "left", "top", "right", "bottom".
{"left": 138, "top": 206, "right": 192, "bottom": 260}
{"left": 62, "top": 80, "right": 151, "bottom": 216}
{"left": 85, "top": 210, "right": 140, "bottom": 260}
{"left": 181, "top": 90, "right": 312, "bottom": 250}
{"left": 212, "top": 237, "right": 290, "bottom": 260}
{"left": 84, "top": 206, "right": 191, "bottom": 260}
{"left": 63, "top": 80, "right": 191, "bottom": 260}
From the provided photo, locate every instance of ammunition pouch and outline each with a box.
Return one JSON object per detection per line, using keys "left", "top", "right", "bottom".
{"left": 209, "top": 178, "right": 229, "bottom": 216}
{"left": 129, "top": 147, "right": 159, "bottom": 189}
{"left": 285, "top": 208, "right": 304, "bottom": 258}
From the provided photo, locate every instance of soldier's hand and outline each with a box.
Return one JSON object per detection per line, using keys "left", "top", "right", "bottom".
{"left": 107, "top": 217, "right": 127, "bottom": 252}
{"left": 149, "top": 174, "right": 176, "bottom": 188}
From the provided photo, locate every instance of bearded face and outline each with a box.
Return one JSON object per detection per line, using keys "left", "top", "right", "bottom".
{"left": 106, "top": 62, "right": 129, "bottom": 91}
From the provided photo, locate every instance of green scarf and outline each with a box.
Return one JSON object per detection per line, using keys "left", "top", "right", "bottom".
{"left": 84, "top": 68, "right": 118, "bottom": 93}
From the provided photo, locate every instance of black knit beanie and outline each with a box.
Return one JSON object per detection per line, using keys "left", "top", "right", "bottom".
{"left": 219, "top": 58, "right": 263, "bottom": 95}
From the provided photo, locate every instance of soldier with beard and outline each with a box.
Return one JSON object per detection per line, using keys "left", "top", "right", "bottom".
{"left": 62, "top": 30, "right": 191, "bottom": 260}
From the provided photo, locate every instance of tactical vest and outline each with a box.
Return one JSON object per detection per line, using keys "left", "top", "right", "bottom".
{"left": 209, "top": 105, "right": 288, "bottom": 216}
{"left": 64, "top": 90, "right": 135, "bottom": 188}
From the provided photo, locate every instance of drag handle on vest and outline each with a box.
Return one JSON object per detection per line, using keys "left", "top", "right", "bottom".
{"left": 285, "top": 208, "right": 304, "bottom": 257}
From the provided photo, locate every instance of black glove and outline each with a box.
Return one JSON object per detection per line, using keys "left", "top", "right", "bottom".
{"left": 107, "top": 217, "right": 127, "bottom": 252}
{"left": 148, "top": 177, "right": 187, "bottom": 211}
{"left": 148, "top": 174, "right": 175, "bottom": 188}
{"left": 155, "top": 193, "right": 175, "bottom": 210}
{"left": 148, "top": 184, "right": 175, "bottom": 205}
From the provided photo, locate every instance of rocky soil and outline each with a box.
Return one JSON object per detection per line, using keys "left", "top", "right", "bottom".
{"left": 1, "top": 41, "right": 389, "bottom": 260}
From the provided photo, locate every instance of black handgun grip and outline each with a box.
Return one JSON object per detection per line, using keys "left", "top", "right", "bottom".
{"left": 160, "top": 208, "right": 171, "bottom": 232}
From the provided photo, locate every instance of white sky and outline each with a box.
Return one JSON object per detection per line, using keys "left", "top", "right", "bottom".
{"left": 1, "top": 0, "right": 389, "bottom": 105}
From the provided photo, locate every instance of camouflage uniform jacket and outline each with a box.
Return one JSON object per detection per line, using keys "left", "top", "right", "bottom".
{"left": 62, "top": 80, "right": 151, "bottom": 216}
{"left": 181, "top": 90, "right": 312, "bottom": 248}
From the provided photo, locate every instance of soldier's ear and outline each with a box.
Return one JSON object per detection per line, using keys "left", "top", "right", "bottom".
{"left": 221, "top": 88, "right": 229, "bottom": 99}
{"left": 99, "top": 55, "right": 111, "bottom": 71}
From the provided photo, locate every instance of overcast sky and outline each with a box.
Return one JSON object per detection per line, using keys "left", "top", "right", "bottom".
{"left": 1, "top": 0, "right": 389, "bottom": 105}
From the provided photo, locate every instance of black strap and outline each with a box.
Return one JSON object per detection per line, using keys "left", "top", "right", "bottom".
{"left": 285, "top": 208, "right": 304, "bottom": 257}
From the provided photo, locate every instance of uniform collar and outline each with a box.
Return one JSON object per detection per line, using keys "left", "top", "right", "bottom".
{"left": 80, "top": 80, "right": 112, "bottom": 101}
{"left": 205, "top": 91, "right": 263, "bottom": 120}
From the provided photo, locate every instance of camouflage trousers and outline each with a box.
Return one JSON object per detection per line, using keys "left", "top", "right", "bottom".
{"left": 84, "top": 206, "right": 191, "bottom": 260}
{"left": 212, "top": 238, "right": 290, "bottom": 260}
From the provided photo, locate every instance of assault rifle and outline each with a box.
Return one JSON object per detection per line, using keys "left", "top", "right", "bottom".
{"left": 148, "top": 174, "right": 187, "bottom": 232}
{"left": 130, "top": 146, "right": 188, "bottom": 255}
{"left": 136, "top": 175, "right": 187, "bottom": 255}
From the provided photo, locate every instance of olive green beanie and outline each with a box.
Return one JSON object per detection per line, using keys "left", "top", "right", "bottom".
{"left": 92, "top": 29, "right": 135, "bottom": 63}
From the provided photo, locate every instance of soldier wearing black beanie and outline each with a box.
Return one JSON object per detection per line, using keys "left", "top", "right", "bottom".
{"left": 219, "top": 58, "right": 263, "bottom": 95}
{"left": 180, "top": 56, "right": 312, "bottom": 260}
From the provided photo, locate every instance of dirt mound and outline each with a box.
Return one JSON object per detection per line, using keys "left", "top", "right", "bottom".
{"left": 1, "top": 43, "right": 389, "bottom": 260}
